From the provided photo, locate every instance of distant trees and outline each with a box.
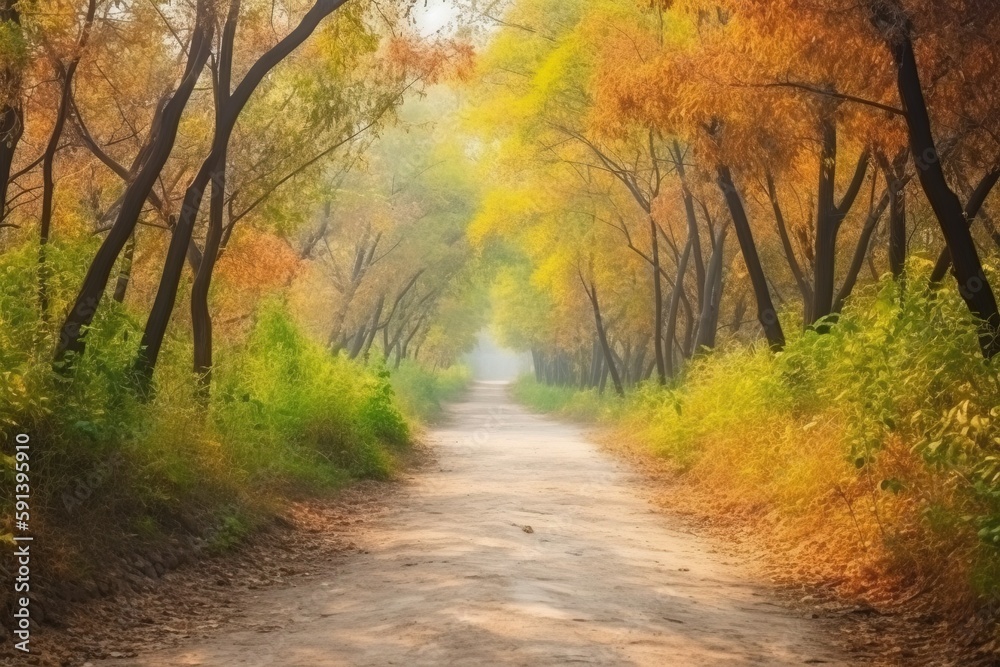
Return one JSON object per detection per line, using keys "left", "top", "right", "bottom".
{"left": 305, "top": 94, "right": 482, "bottom": 370}
{"left": 0, "top": 0, "right": 24, "bottom": 224}
{"left": 471, "top": 0, "right": 1000, "bottom": 393}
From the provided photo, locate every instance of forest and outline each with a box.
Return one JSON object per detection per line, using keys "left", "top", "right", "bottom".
{"left": 3, "top": 0, "right": 1000, "bottom": 663}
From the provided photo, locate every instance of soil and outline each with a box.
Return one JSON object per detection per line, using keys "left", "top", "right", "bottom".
{"left": 87, "top": 382, "right": 854, "bottom": 666}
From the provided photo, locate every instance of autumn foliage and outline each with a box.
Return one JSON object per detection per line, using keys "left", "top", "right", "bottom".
{"left": 469, "top": 0, "right": 1000, "bottom": 654}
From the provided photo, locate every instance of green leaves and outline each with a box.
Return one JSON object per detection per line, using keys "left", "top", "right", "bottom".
{"left": 880, "top": 478, "right": 904, "bottom": 494}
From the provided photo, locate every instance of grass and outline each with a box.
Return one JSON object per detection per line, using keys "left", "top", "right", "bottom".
{"left": 0, "top": 242, "right": 467, "bottom": 592}
{"left": 390, "top": 360, "right": 471, "bottom": 424}
{"left": 513, "top": 261, "right": 1000, "bottom": 621}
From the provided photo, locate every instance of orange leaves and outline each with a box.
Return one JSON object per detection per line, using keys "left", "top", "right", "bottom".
{"left": 216, "top": 229, "right": 299, "bottom": 296}
{"left": 589, "top": 0, "right": 908, "bottom": 178}
{"left": 385, "top": 35, "right": 475, "bottom": 85}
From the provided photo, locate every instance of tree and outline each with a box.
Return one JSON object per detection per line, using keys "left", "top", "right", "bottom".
{"left": 0, "top": 0, "right": 25, "bottom": 223}
{"left": 38, "top": 0, "right": 98, "bottom": 313}
{"left": 54, "top": 0, "right": 216, "bottom": 363}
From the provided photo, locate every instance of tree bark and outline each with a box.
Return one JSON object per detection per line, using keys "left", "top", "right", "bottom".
{"left": 673, "top": 141, "right": 706, "bottom": 307}
{"left": 929, "top": 167, "right": 1000, "bottom": 284}
{"left": 812, "top": 114, "right": 838, "bottom": 322}
{"left": 582, "top": 278, "right": 624, "bottom": 397}
{"left": 38, "top": 0, "right": 98, "bottom": 313}
{"left": 664, "top": 237, "right": 692, "bottom": 378}
{"left": 693, "top": 223, "right": 729, "bottom": 352}
{"left": 133, "top": 0, "right": 349, "bottom": 389}
{"left": 649, "top": 216, "right": 666, "bottom": 384}
{"left": 812, "top": 115, "right": 870, "bottom": 323}
{"left": 869, "top": 5, "right": 1000, "bottom": 357}
{"left": 717, "top": 165, "right": 785, "bottom": 350}
{"left": 112, "top": 233, "right": 136, "bottom": 304}
{"left": 75, "top": 93, "right": 205, "bottom": 275}
{"left": 877, "top": 151, "right": 909, "bottom": 279}
{"left": 347, "top": 325, "right": 367, "bottom": 359}
{"left": 360, "top": 295, "right": 385, "bottom": 360}
{"left": 192, "top": 0, "right": 240, "bottom": 396}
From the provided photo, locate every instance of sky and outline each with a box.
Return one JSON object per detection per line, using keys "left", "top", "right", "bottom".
{"left": 413, "top": 0, "right": 463, "bottom": 37}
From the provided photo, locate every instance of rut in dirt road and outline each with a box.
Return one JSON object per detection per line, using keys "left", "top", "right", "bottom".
{"left": 104, "top": 382, "right": 848, "bottom": 666}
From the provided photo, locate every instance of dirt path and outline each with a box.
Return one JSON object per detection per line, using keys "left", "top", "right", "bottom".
{"left": 102, "top": 381, "right": 848, "bottom": 666}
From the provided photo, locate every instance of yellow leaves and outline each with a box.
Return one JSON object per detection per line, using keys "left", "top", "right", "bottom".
{"left": 529, "top": 38, "right": 581, "bottom": 107}
{"left": 467, "top": 184, "right": 545, "bottom": 249}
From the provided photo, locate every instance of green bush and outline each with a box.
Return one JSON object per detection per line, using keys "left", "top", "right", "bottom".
{"left": 510, "top": 376, "right": 617, "bottom": 421}
{"left": 390, "top": 360, "right": 471, "bottom": 423}
{"left": 212, "top": 300, "right": 404, "bottom": 486}
{"left": 0, "top": 247, "right": 415, "bottom": 566}
{"left": 511, "top": 260, "right": 1000, "bottom": 613}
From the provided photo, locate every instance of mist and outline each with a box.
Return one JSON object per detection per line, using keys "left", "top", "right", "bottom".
{"left": 464, "top": 331, "right": 533, "bottom": 382}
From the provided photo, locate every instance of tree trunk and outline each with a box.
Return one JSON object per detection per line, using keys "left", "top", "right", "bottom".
{"left": 583, "top": 279, "right": 624, "bottom": 397}
{"left": 327, "top": 231, "right": 375, "bottom": 350}
{"left": 0, "top": 1, "right": 23, "bottom": 223}
{"left": 190, "top": 148, "right": 226, "bottom": 394}
{"left": 38, "top": 0, "right": 98, "bottom": 314}
{"left": 649, "top": 216, "right": 666, "bottom": 384}
{"left": 54, "top": 2, "right": 215, "bottom": 364}
{"left": 328, "top": 281, "right": 357, "bottom": 351}
{"left": 133, "top": 0, "right": 349, "bottom": 390}
{"left": 876, "top": 151, "right": 909, "bottom": 279}
{"left": 694, "top": 223, "right": 729, "bottom": 352}
{"left": 112, "top": 233, "right": 136, "bottom": 303}
{"left": 665, "top": 238, "right": 692, "bottom": 378}
{"left": 681, "top": 290, "right": 695, "bottom": 358}
{"left": 873, "top": 11, "right": 1000, "bottom": 357}
{"left": 631, "top": 337, "right": 648, "bottom": 386}
{"left": 361, "top": 295, "right": 385, "bottom": 360}
{"left": 929, "top": 167, "right": 1000, "bottom": 284}
{"left": 191, "top": 0, "right": 240, "bottom": 397}
{"left": 717, "top": 165, "right": 785, "bottom": 350}
{"left": 400, "top": 313, "right": 426, "bottom": 361}
{"left": 589, "top": 337, "right": 603, "bottom": 388}
{"left": 812, "top": 114, "right": 838, "bottom": 323}
{"left": 348, "top": 325, "right": 367, "bottom": 359}
{"left": 673, "top": 140, "right": 706, "bottom": 307}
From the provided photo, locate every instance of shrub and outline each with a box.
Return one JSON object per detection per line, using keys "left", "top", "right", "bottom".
{"left": 0, "top": 249, "right": 417, "bottom": 593}
{"left": 512, "top": 260, "right": 1000, "bottom": 615}
{"left": 390, "top": 359, "right": 471, "bottom": 423}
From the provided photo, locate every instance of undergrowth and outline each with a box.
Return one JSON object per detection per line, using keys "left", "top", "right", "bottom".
{"left": 390, "top": 360, "right": 471, "bottom": 424}
{"left": 0, "top": 243, "right": 462, "bottom": 592}
{"left": 514, "top": 261, "right": 1000, "bottom": 621}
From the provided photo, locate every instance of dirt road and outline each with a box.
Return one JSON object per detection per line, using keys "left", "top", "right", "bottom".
{"left": 104, "top": 382, "right": 847, "bottom": 666}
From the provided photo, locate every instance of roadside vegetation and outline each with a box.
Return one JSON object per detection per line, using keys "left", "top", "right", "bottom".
{"left": 513, "top": 263, "right": 1000, "bottom": 626}
{"left": 0, "top": 1, "right": 479, "bottom": 624}
{"left": 472, "top": 0, "right": 1000, "bottom": 644}
{"left": 0, "top": 243, "right": 470, "bottom": 598}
